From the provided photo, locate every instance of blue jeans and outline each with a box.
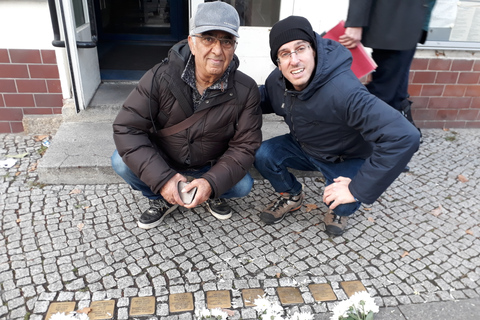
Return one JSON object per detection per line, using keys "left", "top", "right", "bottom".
{"left": 111, "top": 150, "right": 253, "bottom": 200}
{"left": 254, "top": 134, "right": 364, "bottom": 217}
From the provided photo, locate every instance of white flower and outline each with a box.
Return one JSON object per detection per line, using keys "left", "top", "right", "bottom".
{"left": 269, "top": 302, "right": 284, "bottom": 315}
{"left": 288, "top": 311, "right": 314, "bottom": 320}
{"left": 210, "top": 308, "right": 228, "bottom": 319}
{"left": 48, "top": 312, "right": 89, "bottom": 320}
{"left": 263, "top": 309, "right": 284, "bottom": 320}
{"left": 74, "top": 313, "right": 90, "bottom": 320}
{"left": 330, "top": 291, "right": 379, "bottom": 320}
{"left": 331, "top": 299, "right": 351, "bottom": 320}
{"left": 349, "top": 291, "right": 379, "bottom": 314}
{"left": 49, "top": 313, "right": 74, "bottom": 320}
{"left": 252, "top": 296, "right": 287, "bottom": 320}
{"left": 253, "top": 296, "right": 272, "bottom": 312}
{"left": 195, "top": 307, "right": 212, "bottom": 319}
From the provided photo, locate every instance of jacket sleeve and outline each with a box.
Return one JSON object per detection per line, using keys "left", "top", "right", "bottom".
{"left": 112, "top": 66, "right": 177, "bottom": 195}
{"left": 344, "top": 0, "right": 374, "bottom": 28}
{"left": 343, "top": 87, "right": 420, "bottom": 204}
{"left": 201, "top": 79, "right": 263, "bottom": 198}
{"left": 259, "top": 84, "right": 275, "bottom": 114}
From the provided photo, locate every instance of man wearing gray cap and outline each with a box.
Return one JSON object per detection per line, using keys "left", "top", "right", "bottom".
{"left": 112, "top": 1, "right": 262, "bottom": 229}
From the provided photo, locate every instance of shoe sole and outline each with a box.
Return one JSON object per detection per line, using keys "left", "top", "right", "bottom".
{"left": 323, "top": 211, "right": 347, "bottom": 236}
{"left": 325, "top": 226, "right": 345, "bottom": 237}
{"left": 206, "top": 203, "right": 232, "bottom": 220}
{"left": 137, "top": 204, "right": 178, "bottom": 229}
{"left": 262, "top": 204, "right": 302, "bottom": 225}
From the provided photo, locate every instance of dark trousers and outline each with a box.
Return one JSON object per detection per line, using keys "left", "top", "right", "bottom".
{"left": 367, "top": 48, "right": 416, "bottom": 112}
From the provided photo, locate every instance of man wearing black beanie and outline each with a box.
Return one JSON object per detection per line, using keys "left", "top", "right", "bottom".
{"left": 254, "top": 16, "right": 420, "bottom": 236}
{"left": 269, "top": 16, "right": 317, "bottom": 67}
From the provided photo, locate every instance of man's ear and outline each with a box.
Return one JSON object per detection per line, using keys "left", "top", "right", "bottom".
{"left": 187, "top": 36, "right": 196, "bottom": 55}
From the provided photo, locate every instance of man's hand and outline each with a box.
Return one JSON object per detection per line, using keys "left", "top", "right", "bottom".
{"left": 323, "top": 176, "right": 356, "bottom": 210}
{"left": 183, "top": 178, "right": 211, "bottom": 209}
{"left": 160, "top": 173, "right": 187, "bottom": 205}
{"left": 160, "top": 175, "right": 212, "bottom": 208}
{"left": 339, "top": 27, "right": 362, "bottom": 49}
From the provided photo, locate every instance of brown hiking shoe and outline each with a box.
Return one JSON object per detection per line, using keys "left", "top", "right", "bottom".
{"left": 324, "top": 210, "right": 349, "bottom": 236}
{"left": 260, "top": 192, "right": 304, "bottom": 224}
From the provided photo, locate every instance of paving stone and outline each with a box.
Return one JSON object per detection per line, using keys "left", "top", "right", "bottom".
{"left": 2, "top": 130, "right": 480, "bottom": 319}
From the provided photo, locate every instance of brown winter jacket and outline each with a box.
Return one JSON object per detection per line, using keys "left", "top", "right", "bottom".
{"left": 113, "top": 40, "right": 262, "bottom": 198}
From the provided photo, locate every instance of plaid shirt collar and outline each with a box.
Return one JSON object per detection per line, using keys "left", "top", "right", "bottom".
{"left": 181, "top": 54, "right": 231, "bottom": 110}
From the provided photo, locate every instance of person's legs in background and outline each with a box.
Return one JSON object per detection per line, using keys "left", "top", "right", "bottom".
{"left": 367, "top": 48, "right": 421, "bottom": 172}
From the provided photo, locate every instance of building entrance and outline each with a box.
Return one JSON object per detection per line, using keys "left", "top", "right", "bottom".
{"left": 94, "top": 0, "right": 189, "bottom": 80}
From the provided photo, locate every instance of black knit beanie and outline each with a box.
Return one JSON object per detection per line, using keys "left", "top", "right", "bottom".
{"left": 269, "top": 16, "right": 317, "bottom": 66}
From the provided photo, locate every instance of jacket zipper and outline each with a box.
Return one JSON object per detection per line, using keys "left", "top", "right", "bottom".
{"left": 286, "top": 91, "right": 298, "bottom": 142}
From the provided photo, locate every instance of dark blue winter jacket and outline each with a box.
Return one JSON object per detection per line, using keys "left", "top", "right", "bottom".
{"left": 260, "top": 33, "right": 420, "bottom": 204}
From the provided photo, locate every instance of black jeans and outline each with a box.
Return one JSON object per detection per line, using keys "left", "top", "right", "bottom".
{"left": 367, "top": 48, "right": 416, "bottom": 112}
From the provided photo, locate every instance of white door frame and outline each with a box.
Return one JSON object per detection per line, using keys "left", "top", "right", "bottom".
{"left": 57, "top": 0, "right": 100, "bottom": 112}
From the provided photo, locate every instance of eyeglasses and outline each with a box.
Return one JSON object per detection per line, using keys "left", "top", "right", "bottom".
{"left": 277, "top": 44, "right": 311, "bottom": 63}
{"left": 191, "top": 34, "right": 237, "bottom": 50}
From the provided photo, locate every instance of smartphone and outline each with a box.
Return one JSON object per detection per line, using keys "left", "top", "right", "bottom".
{"left": 177, "top": 181, "right": 197, "bottom": 205}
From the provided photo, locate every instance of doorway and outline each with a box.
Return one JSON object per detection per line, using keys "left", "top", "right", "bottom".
{"left": 94, "top": 0, "right": 189, "bottom": 80}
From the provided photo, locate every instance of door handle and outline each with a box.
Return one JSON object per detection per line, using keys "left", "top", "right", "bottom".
{"left": 48, "top": 0, "right": 98, "bottom": 48}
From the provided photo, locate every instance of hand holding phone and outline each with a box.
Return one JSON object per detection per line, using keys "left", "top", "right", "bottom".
{"left": 177, "top": 181, "right": 197, "bottom": 205}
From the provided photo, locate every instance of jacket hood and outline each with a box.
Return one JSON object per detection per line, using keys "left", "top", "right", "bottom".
{"left": 168, "top": 39, "right": 240, "bottom": 71}
{"left": 294, "top": 33, "right": 353, "bottom": 100}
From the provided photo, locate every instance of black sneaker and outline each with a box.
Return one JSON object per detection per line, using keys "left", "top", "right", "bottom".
{"left": 206, "top": 198, "right": 232, "bottom": 220}
{"left": 137, "top": 199, "right": 178, "bottom": 229}
{"left": 324, "top": 210, "right": 349, "bottom": 236}
{"left": 260, "top": 192, "right": 304, "bottom": 224}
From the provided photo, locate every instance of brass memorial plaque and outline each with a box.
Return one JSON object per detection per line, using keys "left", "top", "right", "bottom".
{"left": 45, "top": 302, "right": 76, "bottom": 320}
{"left": 169, "top": 292, "right": 194, "bottom": 313}
{"left": 241, "top": 288, "right": 265, "bottom": 307}
{"left": 309, "top": 284, "right": 337, "bottom": 302}
{"left": 130, "top": 296, "right": 156, "bottom": 316}
{"left": 340, "top": 281, "right": 367, "bottom": 298}
{"left": 89, "top": 300, "right": 115, "bottom": 320}
{"left": 277, "top": 287, "right": 304, "bottom": 306}
{"left": 206, "top": 290, "right": 231, "bottom": 309}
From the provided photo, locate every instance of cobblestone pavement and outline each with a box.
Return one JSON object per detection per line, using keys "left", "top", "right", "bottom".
{"left": 1, "top": 129, "right": 479, "bottom": 320}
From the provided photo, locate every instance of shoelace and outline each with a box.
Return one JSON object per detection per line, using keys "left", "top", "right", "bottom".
{"left": 271, "top": 194, "right": 289, "bottom": 211}
{"left": 148, "top": 199, "right": 169, "bottom": 213}
{"left": 332, "top": 214, "right": 343, "bottom": 223}
{"left": 211, "top": 199, "right": 225, "bottom": 206}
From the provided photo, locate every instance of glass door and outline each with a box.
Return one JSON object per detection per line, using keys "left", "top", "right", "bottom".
{"left": 95, "top": 0, "right": 189, "bottom": 80}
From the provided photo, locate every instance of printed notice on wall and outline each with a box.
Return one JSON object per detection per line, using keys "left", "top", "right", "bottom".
{"left": 449, "top": 1, "right": 480, "bottom": 41}
{"left": 430, "top": 0, "right": 458, "bottom": 28}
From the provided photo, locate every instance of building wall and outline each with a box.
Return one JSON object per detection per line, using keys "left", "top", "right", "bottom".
{"left": 0, "top": 49, "right": 63, "bottom": 133}
{"left": 0, "top": 0, "right": 65, "bottom": 133}
{"left": 410, "top": 53, "right": 480, "bottom": 129}
{"left": 0, "top": 0, "right": 479, "bottom": 133}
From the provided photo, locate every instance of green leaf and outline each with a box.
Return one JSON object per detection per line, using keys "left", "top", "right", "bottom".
{"left": 365, "top": 311, "right": 375, "bottom": 320}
